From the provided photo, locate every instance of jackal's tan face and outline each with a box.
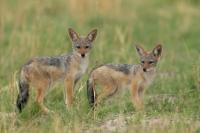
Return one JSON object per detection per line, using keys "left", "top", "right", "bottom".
{"left": 68, "top": 28, "right": 97, "bottom": 58}
{"left": 136, "top": 44, "right": 162, "bottom": 72}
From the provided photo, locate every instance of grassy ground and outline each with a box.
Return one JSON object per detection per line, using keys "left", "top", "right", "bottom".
{"left": 1, "top": 0, "right": 200, "bottom": 132}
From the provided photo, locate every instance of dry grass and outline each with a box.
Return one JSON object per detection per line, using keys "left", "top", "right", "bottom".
{"left": 1, "top": 0, "right": 200, "bottom": 132}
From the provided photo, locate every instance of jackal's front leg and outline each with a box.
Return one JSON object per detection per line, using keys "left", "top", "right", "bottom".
{"left": 138, "top": 86, "right": 144, "bottom": 106}
{"left": 130, "top": 81, "right": 144, "bottom": 110}
{"left": 65, "top": 78, "right": 74, "bottom": 108}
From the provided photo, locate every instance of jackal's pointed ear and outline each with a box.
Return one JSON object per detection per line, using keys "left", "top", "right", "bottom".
{"left": 135, "top": 45, "right": 146, "bottom": 56}
{"left": 68, "top": 28, "right": 79, "bottom": 42}
{"left": 152, "top": 44, "right": 162, "bottom": 59}
{"left": 87, "top": 29, "right": 97, "bottom": 42}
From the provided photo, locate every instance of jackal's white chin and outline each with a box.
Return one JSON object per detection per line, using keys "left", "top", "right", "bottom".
{"left": 146, "top": 67, "right": 156, "bottom": 72}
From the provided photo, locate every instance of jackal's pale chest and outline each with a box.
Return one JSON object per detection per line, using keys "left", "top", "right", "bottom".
{"left": 79, "top": 58, "right": 89, "bottom": 74}
{"left": 75, "top": 57, "right": 89, "bottom": 80}
{"left": 143, "top": 71, "right": 156, "bottom": 87}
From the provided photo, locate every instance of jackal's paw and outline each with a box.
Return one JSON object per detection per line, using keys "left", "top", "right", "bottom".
{"left": 133, "top": 101, "right": 144, "bottom": 111}
{"left": 66, "top": 104, "right": 73, "bottom": 110}
{"left": 65, "top": 101, "right": 73, "bottom": 109}
{"left": 135, "top": 104, "right": 144, "bottom": 111}
{"left": 41, "top": 107, "right": 51, "bottom": 114}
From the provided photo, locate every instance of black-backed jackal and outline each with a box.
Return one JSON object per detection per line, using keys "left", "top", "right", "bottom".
{"left": 87, "top": 44, "right": 162, "bottom": 110}
{"left": 16, "top": 28, "right": 97, "bottom": 113}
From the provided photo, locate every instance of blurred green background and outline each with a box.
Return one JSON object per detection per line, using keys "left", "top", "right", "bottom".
{"left": 0, "top": 0, "right": 200, "bottom": 132}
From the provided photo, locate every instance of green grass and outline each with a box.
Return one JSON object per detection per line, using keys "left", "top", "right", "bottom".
{"left": 1, "top": 0, "right": 200, "bottom": 132}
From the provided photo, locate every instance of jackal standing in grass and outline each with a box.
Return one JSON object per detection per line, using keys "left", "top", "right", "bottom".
{"left": 87, "top": 44, "right": 162, "bottom": 110}
{"left": 16, "top": 28, "right": 97, "bottom": 113}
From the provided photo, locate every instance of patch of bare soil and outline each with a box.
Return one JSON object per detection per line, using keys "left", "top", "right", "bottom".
{"left": 86, "top": 115, "right": 200, "bottom": 133}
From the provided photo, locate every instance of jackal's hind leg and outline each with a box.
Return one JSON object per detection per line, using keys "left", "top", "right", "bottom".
{"left": 95, "top": 85, "right": 117, "bottom": 107}
{"left": 36, "top": 81, "right": 50, "bottom": 114}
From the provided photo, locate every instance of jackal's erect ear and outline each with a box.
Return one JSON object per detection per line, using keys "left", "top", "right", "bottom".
{"left": 68, "top": 28, "right": 79, "bottom": 42}
{"left": 152, "top": 44, "right": 162, "bottom": 59}
{"left": 87, "top": 29, "right": 97, "bottom": 42}
{"left": 135, "top": 45, "right": 146, "bottom": 56}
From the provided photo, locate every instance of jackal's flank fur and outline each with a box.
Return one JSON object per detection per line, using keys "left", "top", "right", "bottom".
{"left": 87, "top": 44, "right": 162, "bottom": 110}
{"left": 16, "top": 28, "right": 97, "bottom": 113}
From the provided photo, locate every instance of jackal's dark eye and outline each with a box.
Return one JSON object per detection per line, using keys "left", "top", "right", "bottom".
{"left": 76, "top": 46, "right": 81, "bottom": 49}
{"left": 141, "top": 61, "right": 145, "bottom": 64}
{"left": 85, "top": 46, "right": 89, "bottom": 49}
{"left": 149, "top": 61, "right": 154, "bottom": 64}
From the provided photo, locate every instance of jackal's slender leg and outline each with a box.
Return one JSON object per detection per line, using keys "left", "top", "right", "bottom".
{"left": 95, "top": 85, "right": 117, "bottom": 106}
{"left": 65, "top": 78, "right": 74, "bottom": 108}
{"left": 35, "top": 80, "right": 50, "bottom": 113}
{"left": 130, "top": 81, "right": 144, "bottom": 110}
{"left": 138, "top": 86, "right": 144, "bottom": 106}
{"left": 36, "top": 87, "right": 49, "bottom": 113}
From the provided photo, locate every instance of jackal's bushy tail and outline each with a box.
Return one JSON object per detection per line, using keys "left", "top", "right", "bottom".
{"left": 87, "top": 78, "right": 96, "bottom": 108}
{"left": 16, "top": 70, "right": 29, "bottom": 112}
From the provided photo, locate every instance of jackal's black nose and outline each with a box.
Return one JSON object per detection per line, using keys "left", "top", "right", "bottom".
{"left": 143, "top": 68, "right": 147, "bottom": 72}
{"left": 81, "top": 54, "right": 85, "bottom": 58}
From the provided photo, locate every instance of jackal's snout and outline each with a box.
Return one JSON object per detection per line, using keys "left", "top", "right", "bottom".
{"left": 81, "top": 54, "right": 85, "bottom": 58}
